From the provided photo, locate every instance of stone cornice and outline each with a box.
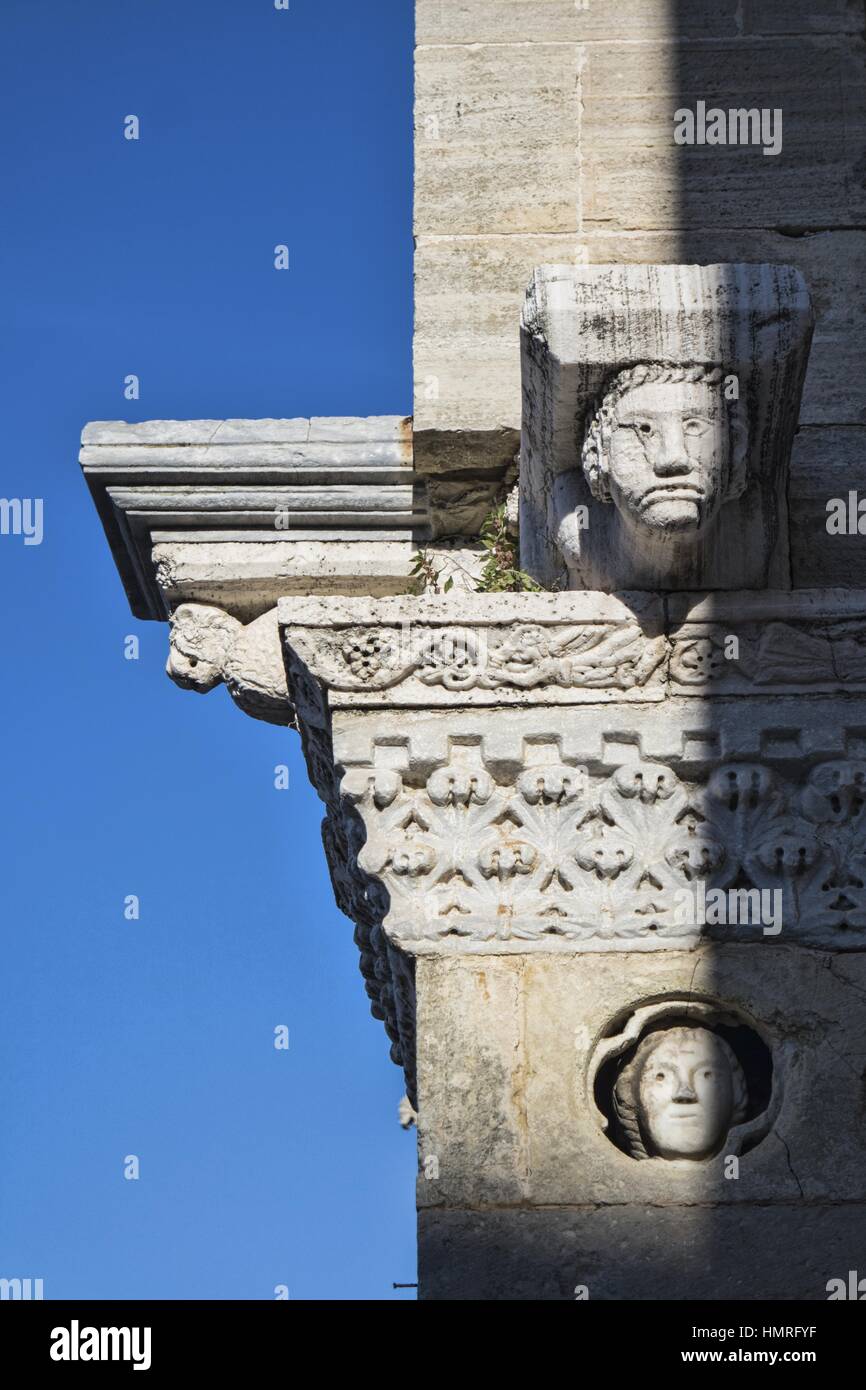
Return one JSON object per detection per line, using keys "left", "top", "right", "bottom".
{"left": 80, "top": 415, "right": 420, "bottom": 620}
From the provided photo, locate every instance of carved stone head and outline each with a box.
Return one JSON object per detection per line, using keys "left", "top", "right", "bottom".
{"left": 580, "top": 364, "right": 748, "bottom": 541}
{"left": 520, "top": 264, "right": 812, "bottom": 590}
{"left": 614, "top": 1025, "right": 748, "bottom": 1161}
{"left": 166, "top": 603, "right": 241, "bottom": 693}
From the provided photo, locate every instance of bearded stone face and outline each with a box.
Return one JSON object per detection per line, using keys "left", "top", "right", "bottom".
{"left": 598, "top": 379, "right": 732, "bottom": 536}
{"left": 583, "top": 366, "right": 750, "bottom": 544}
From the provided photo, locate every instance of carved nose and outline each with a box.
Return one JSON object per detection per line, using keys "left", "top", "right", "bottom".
{"left": 653, "top": 422, "right": 693, "bottom": 477}
{"left": 654, "top": 452, "right": 692, "bottom": 477}
{"left": 672, "top": 1084, "right": 697, "bottom": 1103}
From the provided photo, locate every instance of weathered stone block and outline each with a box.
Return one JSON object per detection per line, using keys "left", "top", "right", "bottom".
{"left": 413, "top": 233, "right": 585, "bottom": 471}
{"left": 415, "top": 949, "right": 866, "bottom": 1212}
{"left": 789, "top": 426, "right": 866, "bottom": 588}
{"left": 414, "top": 43, "right": 581, "bottom": 237}
{"left": 416, "top": 956, "right": 527, "bottom": 1207}
{"left": 582, "top": 230, "right": 866, "bottom": 429}
{"left": 419, "top": 1204, "right": 866, "bottom": 1300}
{"left": 745, "top": 0, "right": 865, "bottom": 36}
{"left": 155, "top": 540, "right": 414, "bottom": 622}
{"left": 416, "top": 0, "right": 742, "bottom": 45}
{"left": 582, "top": 37, "right": 866, "bottom": 232}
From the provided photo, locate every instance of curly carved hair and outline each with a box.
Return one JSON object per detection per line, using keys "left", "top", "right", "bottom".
{"left": 580, "top": 363, "right": 748, "bottom": 505}
{"left": 613, "top": 1025, "right": 748, "bottom": 1161}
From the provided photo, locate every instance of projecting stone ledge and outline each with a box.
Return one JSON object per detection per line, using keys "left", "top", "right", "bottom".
{"left": 79, "top": 415, "right": 421, "bottom": 620}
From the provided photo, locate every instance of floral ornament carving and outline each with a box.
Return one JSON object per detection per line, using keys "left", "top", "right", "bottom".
{"left": 338, "top": 758, "right": 866, "bottom": 948}
{"left": 297, "top": 622, "right": 667, "bottom": 695}
{"left": 341, "top": 630, "right": 402, "bottom": 682}
{"left": 799, "top": 761, "right": 866, "bottom": 930}
{"left": 286, "top": 612, "right": 866, "bottom": 710}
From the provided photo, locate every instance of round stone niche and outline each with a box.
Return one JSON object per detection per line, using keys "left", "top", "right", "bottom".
{"left": 589, "top": 998, "right": 776, "bottom": 1163}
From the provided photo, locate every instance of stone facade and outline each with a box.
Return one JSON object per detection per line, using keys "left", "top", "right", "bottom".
{"left": 413, "top": 0, "right": 866, "bottom": 590}
{"left": 79, "top": 0, "right": 866, "bottom": 1302}
{"left": 415, "top": 947, "right": 866, "bottom": 1298}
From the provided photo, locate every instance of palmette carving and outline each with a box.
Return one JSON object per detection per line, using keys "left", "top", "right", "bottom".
{"left": 273, "top": 594, "right": 866, "bottom": 1082}
{"left": 339, "top": 758, "right": 866, "bottom": 947}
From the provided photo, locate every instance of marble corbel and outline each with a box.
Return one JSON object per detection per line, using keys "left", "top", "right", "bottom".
{"left": 519, "top": 263, "right": 814, "bottom": 591}
{"left": 166, "top": 603, "right": 294, "bottom": 727}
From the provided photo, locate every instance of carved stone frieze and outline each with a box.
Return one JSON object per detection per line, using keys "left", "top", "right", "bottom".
{"left": 290, "top": 618, "right": 668, "bottom": 703}
{"left": 334, "top": 753, "right": 866, "bottom": 952}
{"left": 280, "top": 591, "right": 866, "bottom": 707}
{"left": 157, "top": 589, "right": 866, "bottom": 1086}
{"left": 669, "top": 619, "right": 866, "bottom": 693}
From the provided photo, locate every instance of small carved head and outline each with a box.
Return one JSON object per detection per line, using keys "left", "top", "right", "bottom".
{"left": 166, "top": 603, "right": 241, "bottom": 693}
{"left": 580, "top": 365, "right": 748, "bottom": 537}
{"left": 614, "top": 1025, "right": 748, "bottom": 1161}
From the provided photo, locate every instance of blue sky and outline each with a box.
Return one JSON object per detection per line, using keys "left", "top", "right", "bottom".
{"left": 0, "top": 0, "right": 416, "bottom": 1299}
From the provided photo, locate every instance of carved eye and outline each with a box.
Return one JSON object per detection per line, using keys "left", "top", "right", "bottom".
{"left": 637, "top": 421, "right": 654, "bottom": 436}
{"left": 683, "top": 417, "right": 708, "bottom": 437}
{"left": 702, "top": 1069, "right": 713, "bottom": 1079}
{"left": 655, "top": 1072, "right": 666, "bottom": 1082}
